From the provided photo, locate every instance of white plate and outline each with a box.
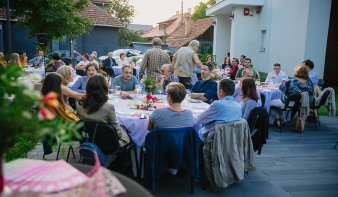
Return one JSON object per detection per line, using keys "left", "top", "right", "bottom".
{"left": 116, "top": 109, "right": 137, "bottom": 116}
{"left": 188, "top": 108, "right": 205, "bottom": 114}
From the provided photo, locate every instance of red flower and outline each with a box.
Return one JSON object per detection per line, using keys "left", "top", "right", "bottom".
{"left": 155, "top": 81, "right": 159, "bottom": 86}
{"left": 148, "top": 85, "right": 153, "bottom": 88}
{"left": 146, "top": 96, "right": 158, "bottom": 102}
{"left": 41, "top": 92, "right": 59, "bottom": 108}
{"left": 38, "top": 106, "right": 56, "bottom": 120}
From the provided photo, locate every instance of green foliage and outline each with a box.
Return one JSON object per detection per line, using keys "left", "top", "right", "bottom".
{"left": 191, "top": 0, "right": 216, "bottom": 21}
{"left": 142, "top": 77, "right": 162, "bottom": 93}
{"left": 207, "top": 45, "right": 213, "bottom": 54}
{"left": 6, "top": 131, "right": 40, "bottom": 162}
{"left": 109, "top": 0, "right": 136, "bottom": 25}
{"left": 119, "top": 28, "right": 148, "bottom": 46}
{"left": 200, "top": 43, "right": 206, "bottom": 55}
{"left": 260, "top": 74, "right": 267, "bottom": 82}
{"left": 318, "top": 90, "right": 338, "bottom": 116}
{"left": 2, "top": 0, "right": 94, "bottom": 41}
{"left": 131, "top": 57, "right": 139, "bottom": 63}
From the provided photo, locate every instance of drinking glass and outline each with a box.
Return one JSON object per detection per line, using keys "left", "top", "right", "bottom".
{"left": 135, "top": 85, "right": 141, "bottom": 92}
{"left": 113, "top": 96, "right": 120, "bottom": 103}
{"left": 115, "top": 86, "right": 121, "bottom": 95}
{"left": 269, "top": 81, "right": 274, "bottom": 87}
{"left": 255, "top": 79, "right": 260, "bottom": 86}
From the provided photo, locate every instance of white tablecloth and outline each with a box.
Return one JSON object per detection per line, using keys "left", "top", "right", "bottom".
{"left": 24, "top": 68, "right": 46, "bottom": 78}
{"left": 108, "top": 95, "right": 209, "bottom": 176}
{"left": 260, "top": 89, "right": 292, "bottom": 124}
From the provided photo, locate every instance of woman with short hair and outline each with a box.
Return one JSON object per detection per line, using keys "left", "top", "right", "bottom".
{"left": 270, "top": 65, "right": 314, "bottom": 127}
{"left": 76, "top": 74, "right": 130, "bottom": 147}
{"left": 240, "top": 78, "right": 260, "bottom": 120}
{"left": 71, "top": 63, "right": 98, "bottom": 93}
{"left": 147, "top": 82, "right": 194, "bottom": 131}
{"left": 117, "top": 52, "right": 126, "bottom": 67}
{"left": 41, "top": 73, "right": 79, "bottom": 122}
{"left": 46, "top": 52, "right": 65, "bottom": 72}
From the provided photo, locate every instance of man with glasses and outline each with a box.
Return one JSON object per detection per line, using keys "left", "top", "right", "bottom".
{"left": 156, "top": 64, "right": 179, "bottom": 95}
{"left": 233, "top": 68, "right": 261, "bottom": 105}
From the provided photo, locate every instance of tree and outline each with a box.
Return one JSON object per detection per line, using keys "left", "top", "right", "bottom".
{"left": 191, "top": 0, "right": 216, "bottom": 21}
{"left": 200, "top": 43, "right": 206, "bottom": 54}
{"left": 1, "top": 0, "right": 94, "bottom": 41}
{"left": 118, "top": 28, "right": 147, "bottom": 46}
{"left": 108, "top": 0, "right": 136, "bottom": 25}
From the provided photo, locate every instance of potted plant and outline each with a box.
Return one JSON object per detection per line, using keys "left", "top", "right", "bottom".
{"left": 0, "top": 65, "right": 82, "bottom": 194}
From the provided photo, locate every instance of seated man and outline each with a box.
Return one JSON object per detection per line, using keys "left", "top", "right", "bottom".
{"left": 197, "top": 79, "right": 242, "bottom": 141}
{"left": 303, "top": 59, "right": 318, "bottom": 87}
{"left": 103, "top": 52, "right": 117, "bottom": 68}
{"left": 233, "top": 68, "right": 262, "bottom": 106}
{"left": 32, "top": 50, "right": 44, "bottom": 67}
{"left": 111, "top": 64, "right": 140, "bottom": 97}
{"left": 265, "top": 63, "right": 288, "bottom": 85}
{"left": 235, "top": 58, "right": 257, "bottom": 80}
{"left": 89, "top": 54, "right": 99, "bottom": 67}
{"left": 190, "top": 63, "right": 218, "bottom": 104}
{"left": 75, "top": 53, "right": 90, "bottom": 70}
{"left": 156, "top": 64, "right": 179, "bottom": 95}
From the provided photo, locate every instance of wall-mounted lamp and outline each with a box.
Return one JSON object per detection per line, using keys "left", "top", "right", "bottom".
{"left": 229, "top": 14, "right": 234, "bottom": 20}
{"left": 212, "top": 20, "right": 216, "bottom": 26}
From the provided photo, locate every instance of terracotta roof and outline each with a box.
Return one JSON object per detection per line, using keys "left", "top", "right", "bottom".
{"left": 166, "top": 17, "right": 214, "bottom": 48}
{"left": 0, "top": 1, "right": 124, "bottom": 27}
{"left": 142, "top": 13, "right": 191, "bottom": 38}
{"left": 76, "top": 1, "right": 125, "bottom": 27}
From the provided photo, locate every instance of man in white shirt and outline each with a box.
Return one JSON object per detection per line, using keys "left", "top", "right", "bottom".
{"left": 75, "top": 53, "right": 90, "bottom": 70}
{"left": 303, "top": 59, "right": 318, "bottom": 87}
{"left": 265, "top": 63, "right": 288, "bottom": 85}
{"left": 89, "top": 54, "right": 99, "bottom": 67}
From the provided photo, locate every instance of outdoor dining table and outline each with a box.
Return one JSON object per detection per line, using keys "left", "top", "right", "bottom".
{"left": 23, "top": 67, "right": 46, "bottom": 78}
{"left": 107, "top": 94, "right": 210, "bottom": 177}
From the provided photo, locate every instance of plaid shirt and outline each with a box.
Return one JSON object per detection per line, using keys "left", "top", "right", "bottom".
{"left": 229, "top": 65, "right": 239, "bottom": 80}
{"left": 139, "top": 46, "right": 171, "bottom": 79}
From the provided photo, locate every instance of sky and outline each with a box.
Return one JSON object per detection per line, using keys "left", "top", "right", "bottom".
{"left": 128, "top": 0, "right": 204, "bottom": 27}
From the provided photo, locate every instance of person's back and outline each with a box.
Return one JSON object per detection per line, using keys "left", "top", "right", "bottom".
{"left": 150, "top": 108, "right": 194, "bottom": 129}
{"left": 280, "top": 78, "right": 314, "bottom": 104}
{"left": 174, "top": 47, "right": 196, "bottom": 77}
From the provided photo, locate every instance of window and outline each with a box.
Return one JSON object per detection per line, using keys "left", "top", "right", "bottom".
{"left": 260, "top": 30, "right": 266, "bottom": 52}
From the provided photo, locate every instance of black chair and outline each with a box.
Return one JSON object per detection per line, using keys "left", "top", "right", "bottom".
{"left": 102, "top": 67, "right": 116, "bottom": 83}
{"left": 132, "top": 68, "right": 137, "bottom": 76}
{"left": 78, "top": 121, "right": 138, "bottom": 174}
{"left": 310, "top": 90, "right": 331, "bottom": 131}
{"left": 260, "top": 92, "right": 266, "bottom": 108}
{"left": 269, "top": 93, "right": 301, "bottom": 133}
{"left": 249, "top": 115, "right": 260, "bottom": 134}
{"left": 76, "top": 69, "right": 84, "bottom": 76}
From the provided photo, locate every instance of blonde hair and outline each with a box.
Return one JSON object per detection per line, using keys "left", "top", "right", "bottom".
{"left": 9, "top": 53, "right": 20, "bottom": 66}
{"left": 56, "top": 65, "right": 72, "bottom": 86}
{"left": 232, "top": 57, "right": 239, "bottom": 64}
{"left": 294, "top": 64, "right": 309, "bottom": 79}
{"left": 122, "top": 64, "right": 133, "bottom": 72}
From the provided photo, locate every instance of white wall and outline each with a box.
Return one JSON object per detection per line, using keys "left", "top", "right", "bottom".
{"left": 214, "top": 14, "right": 231, "bottom": 64}
{"left": 304, "top": 0, "right": 331, "bottom": 78}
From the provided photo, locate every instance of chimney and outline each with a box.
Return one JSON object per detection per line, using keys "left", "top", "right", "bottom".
{"left": 187, "top": 8, "right": 191, "bottom": 14}
{"left": 185, "top": 16, "right": 191, "bottom": 36}
{"left": 176, "top": 11, "right": 180, "bottom": 15}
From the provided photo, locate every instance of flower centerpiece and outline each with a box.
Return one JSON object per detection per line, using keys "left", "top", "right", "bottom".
{"left": 0, "top": 65, "right": 82, "bottom": 194}
{"left": 131, "top": 57, "right": 139, "bottom": 67}
{"left": 141, "top": 77, "right": 162, "bottom": 104}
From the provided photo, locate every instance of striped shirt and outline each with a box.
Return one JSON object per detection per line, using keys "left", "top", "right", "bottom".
{"left": 139, "top": 46, "right": 171, "bottom": 79}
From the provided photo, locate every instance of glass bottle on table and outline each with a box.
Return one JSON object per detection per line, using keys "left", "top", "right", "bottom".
{"left": 115, "top": 86, "right": 121, "bottom": 96}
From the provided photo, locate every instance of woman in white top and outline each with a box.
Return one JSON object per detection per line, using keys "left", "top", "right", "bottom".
{"left": 117, "top": 52, "right": 127, "bottom": 67}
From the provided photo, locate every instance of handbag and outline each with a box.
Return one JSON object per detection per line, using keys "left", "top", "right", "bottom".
{"left": 79, "top": 123, "right": 107, "bottom": 165}
{"left": 295, "top": 115, "right": 305, "bottom": 131}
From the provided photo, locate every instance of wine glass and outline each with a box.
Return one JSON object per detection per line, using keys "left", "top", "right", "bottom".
{"left": 115, "top": 86, "right": 121, "bottom": 95}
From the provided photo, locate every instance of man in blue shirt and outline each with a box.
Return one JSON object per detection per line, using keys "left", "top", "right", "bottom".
{"left": 32, "top": 50, "right": 44, "bottom": 67}
{"left": 197, "top": 79, "right": 242, "bottom": 141}
{"left": 190, "top": 63, "right": 218, "bottom": 104}
{"left": 111, "top": 64, "right": 139, "bottom": 97}
{"left": 303, "top": 59, "right": 318, "bottom": 87}
{"left": 156, "top": 64, "right": 179, "bottom": 95}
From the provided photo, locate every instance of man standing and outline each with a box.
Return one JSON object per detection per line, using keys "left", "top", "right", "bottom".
{"left": 197, "top": 79, "right": 242, "bottom": 141}
{"left": 92, "top": 51, "right": 102, "bottom": 68}
{"left": 89, "top": 54, "right": 99, "bottom": 67}
{"left": 32, "top": 50, "right": 44, "bottom": 67}
{"left": 19, "top": 51, "right": 28, "bottom": 68}
{"left": 172, "top": 40, "right": 203, "bottom": 89}
{"left": 156, "top": 64, "right": 179, "bottom": 95}
{"left": 75, "top": 53, "right": 90, "bottom": 70}
{"left": 111, "top": 65, "right": 140, "bottom": 98}
{"left": 103, "top": 52, "right": 117, "bottom": 68}
{"left": 190, "top": 63, "right": 218, "bottom": 104}
{"left": 265, "top": 63, "right": 288, "bottom": 85}
{"left": 235, "top": 58, "right": 257, "bottom": 80}
{"left": 303, "top": 59, "right": 318, "bottom": 87}
{"left": 139, "top": 38, "right": 171, "bottom": 80}
{"left": 0, "top": 52, "right": 7, "bottom": 68}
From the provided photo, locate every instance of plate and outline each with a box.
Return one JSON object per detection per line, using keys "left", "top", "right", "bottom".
{"left": 115, "top": 109, "right": 137, "bottom": 116}
{"left": 188, "top": 108, "right": 205, "bottom": 114}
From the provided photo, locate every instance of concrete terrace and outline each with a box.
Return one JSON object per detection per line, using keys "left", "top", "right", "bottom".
{"left": 27, "top": 116, "right": 338, "bottom": 197}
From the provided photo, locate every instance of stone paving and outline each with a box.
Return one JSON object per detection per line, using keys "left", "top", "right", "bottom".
{"left": 27, "top": 116, "right": 338, "bottom": 197}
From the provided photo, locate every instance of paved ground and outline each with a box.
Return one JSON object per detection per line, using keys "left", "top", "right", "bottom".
{"left": 28, "top": 116, "right": 338, "bottom": 197}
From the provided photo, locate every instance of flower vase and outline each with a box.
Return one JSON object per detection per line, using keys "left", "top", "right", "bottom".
{"left": 145, "top": 92, "right": 153, "bottom": 104}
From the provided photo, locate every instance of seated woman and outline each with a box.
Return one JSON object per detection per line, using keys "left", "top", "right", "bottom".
{"left": 222, "top": 56, "right": 231, "bottom": 70}
{"left": 117, "top": 52, "right": 126, "bottom": 67}
{"left": 41, "top": 73, "right": 79, "bottom": 122}
{"left": 240, "top": 78, "right": 260, "bottom": 120}
{"left": 147, "top": 82, "right": 194, "bottom": 131}
{"left": 71, "top": 63, "right": 98, "bottom": 93}
{"left": 270, "top": 65, "right": 314, "bottom": 127}
{"left": 46, "top": 52, "right": 65, "bottom": 72}
{"left": 56, "top": 65, "right": 84, "bottom": 108}
{"left": 76, "top": 74, "right": 130, "bottom": 147}
{"left": 8, "top": 53, "right": 20, "bottom": 67}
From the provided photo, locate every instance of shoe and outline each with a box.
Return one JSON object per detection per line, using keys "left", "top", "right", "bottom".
{"left": 276, "top": 120, "right": 281, "bottom": 127}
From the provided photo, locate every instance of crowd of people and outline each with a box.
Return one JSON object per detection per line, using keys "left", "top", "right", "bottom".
{"left": 0, "top": 37, "right": 321, "bottom": 147}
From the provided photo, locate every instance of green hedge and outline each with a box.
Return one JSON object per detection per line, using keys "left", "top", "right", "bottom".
{"left": 6, "top": 132, "right": 40, "bottom": 162}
